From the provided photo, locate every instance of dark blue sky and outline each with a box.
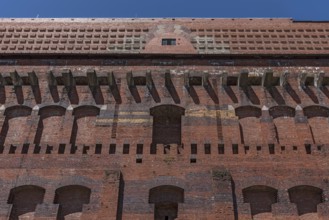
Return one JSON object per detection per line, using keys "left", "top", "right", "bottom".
{"left": 0, "top": 0, "right": 328, "bottom": 20}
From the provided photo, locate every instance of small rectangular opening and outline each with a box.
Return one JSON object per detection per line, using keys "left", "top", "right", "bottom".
{"left": 281, "top": 146, "right": 285, "bottom": 152}
{"left": 164, "top": 145, "right": 170, "bottom": 154}
{"left": 218, "top": 144, "right": 224, "bottom": 154}
{"left": 21, "top": 143, "right": 29, "bottom": 154}
{"left": 0, "top": 146, "right": 4, "bottom": 154}
{"left": 204, "top": 144, "right": 211, "bottom": 154}
{"left": 232, "top": 144, "right": 239, "bottom": 154}
{"left": 9, "top": 145, "right": 16, "bottom": 154}
{"left": 150, "top": 143, "right": 156, "bottom": 154}
{"left": 244, "top": 146, "right": 249, "bottom": 154}
{"left": 109, "top": 144, "right": 116, "bottom": 154}
{"left": 269, "top": 144, "right": 275, "bottom": 154}
{"left": 123, "top": 144, "right": 130, "bottom": 154}
{"left": 256, "top": 146, "right": 261, "bottom": 151}
{"left": 305, "top": 144, "right": 311, "bottom": 154}
{"left": 191, "top": 144, "right": 197, "bottom": 154}
{"left": 33, "top": 145, "right": 41, "bottom": 154}
{"left": 58, "top": 144, "right": 65, "bottom": 154}
{"left": 190, "top": 158, "right": 197, "bottom": 163}
{"left": 95, "top": 144, "right": 102, "bottom": 154}
{"left": 137, "top": 144, "right": 143, "bottom": 154}
{"left": 189, "top": 77, "right": 202, "bottom": 86}
{"left": 46, "top": 145, "right": 53, "bottom": 154}
{"left": 317, "top": 145, "right": 322, "bottom": 151}
{"left": 83, "top": 146, "right": 89, "bottom": 154}
{"left": 162, "top": 38, "right": 176, "bottom": 46}
{"left": 136, "top": 158, "right": 142, "bottom": 163}
{"left": 293, "top": 146, "right": 298, "bottom": 151}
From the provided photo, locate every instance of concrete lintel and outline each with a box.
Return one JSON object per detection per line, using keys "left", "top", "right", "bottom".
{"left": 280, "top": 72, "right": 289, "bottom": 87}
{"left": 238, "top": 70, "right": 249, "bottom": 88}
{"left": 298, "top": 72, "right": 307, "bottom": 89}
{"left": 314, "top": 72, "right": 324, "bottom": 88}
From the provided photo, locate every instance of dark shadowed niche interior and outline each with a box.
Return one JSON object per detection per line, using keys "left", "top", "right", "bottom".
{"left": 54, "top": 185, "right": 91, "bottom": 220}
{"left": 242, "top": 185, "right": 278, "bottom": 216}
{"left": 150, "top": 105, "right": 185, "bottom": 145}
{"left": 149, "top": 185, "right": 184, "bottom": 220}
{"left": 288, "top": 185, "right": 323, "bottom": 216}
{"left": 8, "top": 185, "right": 45, "bottom": 220}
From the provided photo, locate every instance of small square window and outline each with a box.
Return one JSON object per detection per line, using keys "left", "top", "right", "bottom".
{"left": 162, "top": 38, "right": 176, "bottom": 46}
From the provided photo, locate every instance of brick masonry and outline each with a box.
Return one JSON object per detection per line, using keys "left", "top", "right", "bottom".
{"left": 0, "top": 18, "right": 328, "bottom": 220}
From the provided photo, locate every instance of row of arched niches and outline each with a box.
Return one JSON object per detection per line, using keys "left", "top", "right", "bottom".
{"left": 3, "top": 183, "right": 328, "bottom": 219}
{"left": 1, "top": 103, "right": 329, "bottom": 153}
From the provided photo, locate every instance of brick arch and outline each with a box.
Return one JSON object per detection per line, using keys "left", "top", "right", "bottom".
{"left": 1, "top": 105, "right": 32, "bottom": 146}
{"left": 235, "top": 106, "right": 262, "bottom": 145}
{"left": 242, "top": 185, "right": 278, "bottom": 216}
{"left": 34, "top": 105, "right": 66, "bottom": 145}
{"left": 54, "top": 185, "right": 91, "bottom": 220}
{"left": 303, "top": 105, "right": 329, "bottom": 144}
{"left": 8, "top": 185, "right": 45, "bottom": 220}
{"left": 70, "top": 105, "right": 100, "bottom": 145}
{"left": 288, "top": 185, "right": 323, "bottom": 216}
{"left": 269, "top": 106, "right": 297, "bottom": 145}
{"left": 150, "top": 105, "right": 185, "bottom": 145}
{"left": 149, "top": 185, "right": 184, "bottom": 220}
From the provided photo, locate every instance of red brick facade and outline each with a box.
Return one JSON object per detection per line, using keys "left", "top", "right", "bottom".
{"left": 0, "top": 18, "right": 329, "bottom": 219}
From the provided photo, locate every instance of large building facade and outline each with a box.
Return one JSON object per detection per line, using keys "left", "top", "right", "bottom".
{"left": 0, "top": 18, "right": 329, "bottom": 220}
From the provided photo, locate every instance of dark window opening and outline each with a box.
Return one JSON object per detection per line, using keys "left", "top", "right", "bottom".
{"left": 256, "top": 146, "right": 261, "bottom": 151}
{"left": 0, "top": 145, "right": 4, "bottom": 154}
{"left": 232, "top": 144, "right": 239, "bottom": 154}
{"left": 133, "top": 76, "right": 146, "bottom": 86}
{"left": 293, "top": 146, "right": 298, "bottom": 151}
{"left": 164, "top": 145, "right": 170, "bottom": 154}
{"left": 218, "top": 144, "right": 224, "bottom": 154}
{"left": 204, "top": 144, "right": 211, "bottom": 154}
{"left": 305, "top": 144, "right": 311, "bottom": 154}
{"left": 189, "top": 76, "right": 202, "bottom": 86}
{"left": 70, "top": 145, "right": 77, "bottom": 154}
{"left": 150, "top": 143, "right": 157, "bottom": 154}
{"left": 109, "top": 144, "right": 116, "bottom": 154}
{"left": 281, "top": 146, "right": 285, "bottom": 152}
{"left": 58, "top": 144, "right": 65, "bottom": 154}
{"left": 123, "top": 144, "right": 130, "bottom": 154}
{"left": 82, "top": 146, "right": 89, "bottom": 154}
{"left": 46, "top": 145, "right": 53, "bottom": 154}
{"left": 190, "top": 158, "right": 196, "bottom": 163}
{"left": 136, "top": 158, "right": 142, "bottom": 163}
{"left": 162, "top": 38, "right": 176, "bottom": 46}
{"left": 317, "top": 145, "right": 322, "bottom": 151}
{"left": 244, "top": 146, "right": 249, "bottom": 154}
{"left": 21, "top": 143, "right": 29, "bottom": 154}
{"left": 33, "top": 145, "right": 41, "bottom": 154}
{"left": 191, "top": 144, "right": 197, "bottom": 154}
{"left": 137, "top": 144, "right": 143, "bottom": 154}
{"left": 269, "top": 144, "right": 275, "bottom": 154}
{"left": 95, "top": 144, "right": 102, "bottom": 154}
{"left": 151, "top": 105, "right": 185, "bottom": 145}
{"left": 9, "top": 145, "right": 16, "bottom": 154}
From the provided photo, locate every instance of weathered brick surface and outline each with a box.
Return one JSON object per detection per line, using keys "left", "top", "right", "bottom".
{"left": 0, "top": 18, "right": 329, "bottom": 219}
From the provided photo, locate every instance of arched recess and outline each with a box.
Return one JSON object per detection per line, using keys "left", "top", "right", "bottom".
{"left": 269, "top": 106, "right": 297, "bottom": 145}
{"left": 0, "top": 105, "right": 32, "bottom": 146}
{"left": 150, "top": 105, "right": 185, "bottom": 145}
{"left": 70, "top": 105, "right": 100, "bottom": 145}
{"left": 54, "top": 185, "right": 91, "bottom": 220}
{"left": 8, "top": 185, "right": 45, "bottom": 220}
{"left": 149, "top": 185, "right": 184, "bottom": 220}
{"left": 34, "top": 105, "right": 66, "bottom": 145}
{"left": 235, "top": 106, "right": 262, "bottom": 145}
{"left": 303, "top": 106, "right": 329, "bottom": 144}
{"left": 288, "top": 185, "right": 323, "bottom": 216}
{"left": 242, "top": 185, "right": 278, "bottom": 216}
